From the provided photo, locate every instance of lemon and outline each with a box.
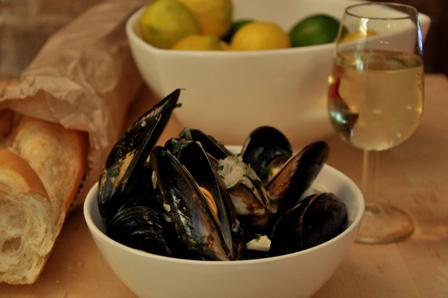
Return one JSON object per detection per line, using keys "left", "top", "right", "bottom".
{"left": 340, "top": 29, "right": 378, "bottom": 43}
{"left": 231, "top": 21, "right": 291, "bottom": 51}
{"left": 139, "top": 0, "right": 200, "bottom": 49}
{"left": 222, "top": 19, "right": 253, "bottom": 43}
{"left": 289, "top": 14, "right": 340, "bottom": 47}
{"left": 178, "top": 0, "right": 233, "bottom": 38}
{"left": 172, "top": 34, "right": 229, "bottom": 50}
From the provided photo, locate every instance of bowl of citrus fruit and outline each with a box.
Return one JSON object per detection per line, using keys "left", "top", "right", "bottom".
{"left": 126, "top": 0, "right": 430, "bottom": 145}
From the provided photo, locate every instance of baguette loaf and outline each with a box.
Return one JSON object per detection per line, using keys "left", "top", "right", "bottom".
{"left": 0, "top": 115, "right": 87, "bottom": 284}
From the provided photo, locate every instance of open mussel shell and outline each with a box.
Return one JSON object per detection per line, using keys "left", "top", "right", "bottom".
{"left": 98, "top": 89, "right": 180, "bottom": 220}
{"left": 164, "top": 137, "right": 190, "bottom": 158}
{"left": 266, "top": 141, "right": 329, "bottom": 216}
{"left": 241, "top": 126, "right": 293, "bottom": 183}
{"left": 179, "top": 128, "right": 232, "bottom": 160}
{"left": 113, "top": 164, "right": 163, "bottom": 214}
{"left": 150, "top": 146, "right": 232, "bottom": 261}
{"left": 216, "top": 155, "right": 272, "bottom": 231}
{"left": 107, "top": 205, "right": 174, "bottom": 257}
{"left": 270, "top": 193, "right": 348, "bottom": 256}
{"left": 178, "top": 141, "right": 238, "bottom": 259}
{"left": 227, "top": 174, "right": 271, "bottom": 228}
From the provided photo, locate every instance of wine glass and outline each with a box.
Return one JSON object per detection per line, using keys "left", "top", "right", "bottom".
{"left": 327, "top": 2, "right": 424, "bottom": 244}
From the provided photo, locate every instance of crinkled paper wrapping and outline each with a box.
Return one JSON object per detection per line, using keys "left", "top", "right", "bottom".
{"left": 0, "top": 0, "right": 147, "bottom": 205}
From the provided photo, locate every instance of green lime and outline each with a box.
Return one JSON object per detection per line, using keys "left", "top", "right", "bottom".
{"left": 222, "top": 19, "right": 253, "bottom": 43}
{"left": 139, "top": 0, "right": 200, "bottom": 49}
{"left": 289, "top": 14, "right": 340, "bottom": 47}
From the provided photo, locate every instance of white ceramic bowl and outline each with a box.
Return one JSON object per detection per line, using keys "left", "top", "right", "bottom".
{"left": 84, "top": 163, "right": 364, "bottom": 298}
{"left": 126, "top": 0, "right": 430, "bottom": 145}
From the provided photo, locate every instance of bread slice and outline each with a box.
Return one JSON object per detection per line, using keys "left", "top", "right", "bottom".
{"left": 11, "top": 117, "right": 87, "bottom": 229}
{"left": 0, "top": 116, "right": 87, "bottom": 284}
{"left": 0, "top": 149, "right": 53, "bottom": 284}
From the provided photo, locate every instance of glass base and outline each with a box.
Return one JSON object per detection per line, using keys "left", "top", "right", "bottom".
{"left": 356, "top": 203, "right": 415, "bottom": 244}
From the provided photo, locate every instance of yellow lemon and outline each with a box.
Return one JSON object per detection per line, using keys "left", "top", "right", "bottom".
{"left": 139, "top": 0, "right": 200, "bottom": 49}
{"left": 230, "top": 21, "right": 291, "bottom": 51}
{"left": 340, "top": 29, "right": 378, "bottom": 43}
{"left": 222, "top": 19, "right": 253, "bottom": 43}
{"left": 172, "top": 34, "right": 229, "bottom": 51}
{"left": 178, "top": 0, "right": 233, "bottom": 38}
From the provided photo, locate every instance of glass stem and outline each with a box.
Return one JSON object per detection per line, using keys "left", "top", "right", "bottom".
{"left": 362, "top": 150, "right": 379, "bottom": 208}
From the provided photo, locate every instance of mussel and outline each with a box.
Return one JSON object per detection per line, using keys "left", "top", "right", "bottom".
{"left": 150, "top": 146, "right": 233, "bottom": 260}
{"left": 107, "top": 205, "right": 174, "bottom": 257}
{"left": 217, "top": 155, "right": 271, "bottom": 228}
{"left": 241, "top": 126, "right": 292, "bottom": 183}
{"left": 270, "top": 193, "right": 348, "bottom": 256}
{"left": 177, "top": 141, "right": 239, "bottom": 259}
{"left": 266, "top": 141, "right": 329, "bottom": 216}
{"left": 177, "top": 128, "right": 273, "bottom": 229}
{"left": 97, "top": 89, "right": 180, "bottom": 221}
{"left": 179, "top": 128, "right": 232, "bottom": 160}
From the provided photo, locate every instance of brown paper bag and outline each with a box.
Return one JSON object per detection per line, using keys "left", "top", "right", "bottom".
{"left": 0, "top": 0, "right": 147, "bottom": 202}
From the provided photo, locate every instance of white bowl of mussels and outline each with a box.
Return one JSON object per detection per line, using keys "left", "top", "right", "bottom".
{"left": 84, "top": 90, "right": 364, "bottom": 298}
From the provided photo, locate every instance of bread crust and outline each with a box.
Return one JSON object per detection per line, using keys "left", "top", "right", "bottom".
{"left": 0, "top": 113, "right": 87, "bottom": 284}
{"left": 0, "top": 149, "right": 48, "bottom": 198}
{"left": 0, "top": 149, "right": 51, "bottom": 284}
{"left": 11, "top": 117, "right": 87, "bottom": 219}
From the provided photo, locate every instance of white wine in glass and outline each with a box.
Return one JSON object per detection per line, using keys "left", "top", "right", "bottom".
{"left": 328, "top": 2, "right": 424, "bottom": 244}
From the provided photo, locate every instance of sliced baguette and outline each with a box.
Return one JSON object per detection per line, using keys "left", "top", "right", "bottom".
{"left": 0, "top": 116, "right": 87, "bottom": 284}
{"left": 0, "top": 149, "right": 53, "bottom": 284}
{"left": 11, "top": 117, "right": 87, "bottom": 229}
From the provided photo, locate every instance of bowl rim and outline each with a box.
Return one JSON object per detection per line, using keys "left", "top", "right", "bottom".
{"left": 83, "top": 163, "right": 365, "bottom": 266}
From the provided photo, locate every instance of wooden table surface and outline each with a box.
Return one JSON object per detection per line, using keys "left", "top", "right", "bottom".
{"left": 1, "top": 74, "right": 447, "bottom": 297}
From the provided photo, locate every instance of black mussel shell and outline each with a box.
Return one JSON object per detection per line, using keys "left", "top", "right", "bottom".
{"left": 114, "top": 165, "right": 163, "bottom": 214}
{"left": 150, "top": 146, "right": 231, "bottom": 260}
{"left": 227, "top": 177, "right": 271, "bottom": 228}
{"left": 215, "top": 154, "right": 271, "bottom": 230}
{"left": 178, "top": 141, "right": 238, "bottom": 259}
{"left": 241, "top": 126, "right": 292, "bottom": 183}
{"left": 270, "top": 193, "right": 348, "bottom": 256}
{"left": 179, "top": 128, "right": 231, "bottom": 160}
{"left": 107, "top": 206, "right": 174, "bottom": 257}
{"left": 266, "top": 141, "right": 329, "bottom": 216}
{"left": 239, "top": 248, "right": 270, "bottom": 260}
{"left": 164, "top": 137, "right": 191, "bottom": 158}
{"left": 98, "top": 89, "right": 180, "bottom": 220}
